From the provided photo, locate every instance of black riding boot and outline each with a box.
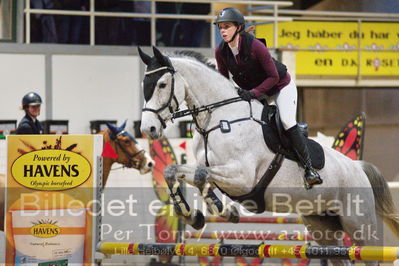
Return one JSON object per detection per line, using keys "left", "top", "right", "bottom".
{"left": 287, "top": 125, "right": 323, "bottom": 189}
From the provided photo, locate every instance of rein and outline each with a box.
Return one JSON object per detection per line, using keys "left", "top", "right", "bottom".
{"left": 172, "top": 97, "right": 243, "bottom": 120}
{"left": 142, "top": 65, "right": 246, "bottom": 129}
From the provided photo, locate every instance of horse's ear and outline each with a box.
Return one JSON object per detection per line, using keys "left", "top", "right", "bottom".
{"left": 138, "top": 46, "right": 151, "bottom": 66}
{"left": 106, "top": 122, "right": 118, "bottom": 138}
{"left": 153, "top": 46, "right": 172, "bottom": 68}
{"left": 117, "top": 120, "right": 127, "bottom": 132}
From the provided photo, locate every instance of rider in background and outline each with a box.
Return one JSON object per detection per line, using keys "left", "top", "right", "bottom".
{"left": 16, "top": 92, "right": 43, "bottom": 134}
{"left": 214, "top": 7, "right": 322, "bottom": 187}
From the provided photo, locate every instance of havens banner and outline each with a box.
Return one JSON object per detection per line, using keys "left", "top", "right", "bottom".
{"left": 256, "top": 21, "right": 399, "bottom": 76}
{"left": 6, "top": 135, "right": 102, "bottom": 265}
{"left": 11, "top": 149, "right": 91, "bottom": 190}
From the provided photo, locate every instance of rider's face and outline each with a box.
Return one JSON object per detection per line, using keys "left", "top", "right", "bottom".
{"left": 27, "top": 104, "right": 41, "bottom": 118}
{"left": 218, "top": 22, "right": 238, "bottom": 42}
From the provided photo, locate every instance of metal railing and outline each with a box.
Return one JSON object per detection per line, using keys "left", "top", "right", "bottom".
{"left": 24, "top": 0, "right": 292, "bottom": 47}
{"left": 21, "top": 0, "right": 399, "bottom": 81}
{"left": 252, "top": 8, "right": 399, "bottom": 20}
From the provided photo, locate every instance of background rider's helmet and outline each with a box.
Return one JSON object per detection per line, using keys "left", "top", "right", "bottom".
{"left": 214, "top": 7, "right": 245, "bottom": 28}
{"left": 22, "top": 92, "right": 42, "bottom": 108}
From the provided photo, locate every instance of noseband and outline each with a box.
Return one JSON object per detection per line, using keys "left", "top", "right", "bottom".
{"left": 112, "top": 131, "right": 146, "bottom": 169}
{"left": 142, "top": 66, "right": 179, "bottom": 129}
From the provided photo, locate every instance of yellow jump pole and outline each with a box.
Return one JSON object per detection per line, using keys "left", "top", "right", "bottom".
{"left": 97, "top": 243, "right": 399, "bottom": 262}
{"left": 185, "top": 232, "right": 313, "bottom": 241}
{"left": 205, "top": 216, "right": 303, "bottom": 224}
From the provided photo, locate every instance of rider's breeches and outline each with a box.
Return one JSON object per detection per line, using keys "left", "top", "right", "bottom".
{"left": 266, "top": 79, "right": 298, "bottom": 130}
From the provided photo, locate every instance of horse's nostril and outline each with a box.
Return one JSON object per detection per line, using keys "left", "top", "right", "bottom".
{"left": 150, "top": 126, "right": 156, "bottom": 133}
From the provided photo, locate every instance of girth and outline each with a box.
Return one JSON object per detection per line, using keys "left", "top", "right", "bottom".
{"left": 215, "top": 153, "right": 284, "bottom": 214}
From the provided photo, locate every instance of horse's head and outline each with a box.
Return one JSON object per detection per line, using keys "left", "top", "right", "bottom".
{"left": 104, "top": 121, "right": 154, "bottom": 174}
{"left": 138, "top": 46, "right": 185, "bottom": 139}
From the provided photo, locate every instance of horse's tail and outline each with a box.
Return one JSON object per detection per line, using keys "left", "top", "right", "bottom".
{"left": 359, "top": 160, "right": 399, "bottom": 239}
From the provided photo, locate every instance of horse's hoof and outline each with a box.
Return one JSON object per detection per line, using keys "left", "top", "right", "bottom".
{"left": 189, "top": 209, "right": 205, "bottom": 230}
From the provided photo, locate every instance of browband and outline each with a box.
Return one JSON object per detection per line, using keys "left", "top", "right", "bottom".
{"left": 145, "top": 66, "right": 173, "bottom": 75}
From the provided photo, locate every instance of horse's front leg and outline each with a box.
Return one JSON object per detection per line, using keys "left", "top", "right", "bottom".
{"left": 164, "top": 164, "right": 205, "bottom": 230}
{"left": 194, "top": 167, "right": 240, "bottom": 223}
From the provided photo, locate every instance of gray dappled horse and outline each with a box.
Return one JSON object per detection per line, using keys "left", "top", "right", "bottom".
{"left": 138, "top": 47, "right": 399, "bottom": 266}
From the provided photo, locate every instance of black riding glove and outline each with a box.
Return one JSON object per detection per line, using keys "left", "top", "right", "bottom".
{"left": 238, "top": 88, "right": 256, "bottom": 101}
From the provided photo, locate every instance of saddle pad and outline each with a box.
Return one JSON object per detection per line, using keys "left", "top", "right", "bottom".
{"left": 261, "top": 105, "right": 325, "bottom": 170}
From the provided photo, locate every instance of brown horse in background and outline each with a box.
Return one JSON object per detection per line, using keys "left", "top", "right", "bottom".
{"left": 0, "top": 121, "right": 154, "bottom": 231}
{"left": 101, "top": 121, "right": 154, "bottom": 186}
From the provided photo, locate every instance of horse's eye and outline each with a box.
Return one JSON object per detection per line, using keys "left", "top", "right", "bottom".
{"left": 159, "top": 83, "right": 167, "bottom": 89}
{"left": 124, "top": 139, "right": 130, "bottom": 144}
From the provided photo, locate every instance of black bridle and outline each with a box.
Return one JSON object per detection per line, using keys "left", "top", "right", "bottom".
{"left": 141, "top": 65, "right": 248, "bottom": 130}
{"left": 141, "top": 64, "right": 268, "bottom": 167}
{"left": 111, "top": 130, "right": 146, "bottom": 169}
{"left": 142, "top": 66, "right": 179, "bottom": 129}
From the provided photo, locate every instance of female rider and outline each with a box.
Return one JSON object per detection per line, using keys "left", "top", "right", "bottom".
{"left": 214, "top": 7, "right": 322, "bottom": 188}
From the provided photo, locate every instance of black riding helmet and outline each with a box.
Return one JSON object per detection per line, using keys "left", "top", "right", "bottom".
{"left": 22, "top": 92, "right": 42, "bottom": 107}
{"left": 214, "top": 7, "right": 245, "bottom": 28}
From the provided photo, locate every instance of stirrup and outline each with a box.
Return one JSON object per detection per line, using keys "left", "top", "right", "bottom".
{"left": 303, "top": 168, "right": 322, "bottom": 189}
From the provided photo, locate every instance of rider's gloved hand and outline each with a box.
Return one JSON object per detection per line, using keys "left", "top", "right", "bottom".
{"left": 238, "top": 88, "right": 256, "bottom": 101}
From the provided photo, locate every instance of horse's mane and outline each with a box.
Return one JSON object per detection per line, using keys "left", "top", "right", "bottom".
{"left": 170, "top": 50, "right": 217, "bottom": 71}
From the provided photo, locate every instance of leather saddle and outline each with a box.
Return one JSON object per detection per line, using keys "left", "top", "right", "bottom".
{"left": 261, "top": 104, "right": 325, "bottom": 170}
{"left": 213, "top": 104, "right": 325, "bottom": 214}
